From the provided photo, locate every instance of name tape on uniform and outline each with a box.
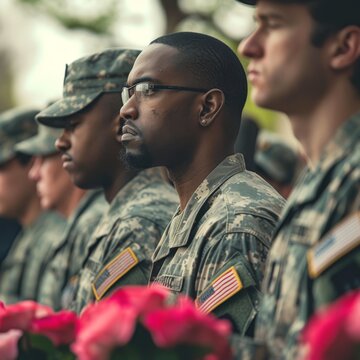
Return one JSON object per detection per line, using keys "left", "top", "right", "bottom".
{"left": 308, "top": 212, "right": 360, "bottom": 278}
{"left": 92, "top": 247, "right": 139, "bottom": 300}
{"left": 195, "top": 266, "right": 243, "bottom": 313}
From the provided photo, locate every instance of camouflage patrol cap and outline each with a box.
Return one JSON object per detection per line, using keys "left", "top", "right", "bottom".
{"left": 36, "top": 48, "right": 141, "bottom": 128}
{"left": 0, "top": 108, "right": 39, "bottom": 165}
{"left": 254, "top": 131, "right": 299, "bottom": 185}
{"left": 15, "top": 125, "right": 63, "bottom": 156}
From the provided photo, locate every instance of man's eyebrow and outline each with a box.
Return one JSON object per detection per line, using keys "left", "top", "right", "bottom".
{"left": 126, "top": 76, "right": 155, "bottom": 87}
{"left": 254, "top": 12, "right": 286, "bottom": 22}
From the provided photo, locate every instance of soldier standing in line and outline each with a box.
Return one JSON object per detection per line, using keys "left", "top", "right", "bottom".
{"left": 120, "top": 32, "right": 285, "bottom": 336}
{"left": 36, "top": 48, "right": 179, "bottom": 313}
{"left": 0, "top": 108, "right": 65, "bottom": 304}
{"left": 15, "top": 125, "right": 107, "bottom": 309}
{"left": 236, "top": 0, "right": 360, "bottom": 358}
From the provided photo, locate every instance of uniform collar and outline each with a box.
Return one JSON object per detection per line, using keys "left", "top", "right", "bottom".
{"left": 153, "top": 154, "right": 246, "bottom": 261}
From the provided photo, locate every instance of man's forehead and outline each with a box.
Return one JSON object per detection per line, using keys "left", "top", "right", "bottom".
{"left": 127, "top": 44, "right": 180, "bottom": 84}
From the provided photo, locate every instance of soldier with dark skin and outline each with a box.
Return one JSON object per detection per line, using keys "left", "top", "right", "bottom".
{"left": 235, "top": 0, "right": 360, "bottom": 358}
{"left": 37, "top": 48, "right": 178, "bottom": 313}
{"left": 15, "top": 125, "right": 107, "bottom": 309}
{"left": 120, "top": 32, "right": 285, "bottom": 337}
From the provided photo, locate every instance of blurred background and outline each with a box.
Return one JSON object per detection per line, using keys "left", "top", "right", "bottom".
{"left": 0, "top": 0, "right": 296, "bottom": 134}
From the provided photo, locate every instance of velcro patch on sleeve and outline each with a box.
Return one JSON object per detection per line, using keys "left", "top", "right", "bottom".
{"left": 195, "top": 266, "right": 243, "bottom": 314}
{"left": 92, "top": 247, "right": 139, "bottom": 301}
{"left": 307, "top": 212, "right": 360, "bottom": 278}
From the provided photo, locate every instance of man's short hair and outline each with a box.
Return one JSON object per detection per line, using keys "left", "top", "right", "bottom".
{"left": 150, "top": 32, "right": 248, "bottom": 117}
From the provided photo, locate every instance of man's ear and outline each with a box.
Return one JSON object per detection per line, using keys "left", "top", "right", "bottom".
{"left": 330, "top": 26, "right": 360, "bottom": 70}
{"left": 198, "top": 89, "right": 225, "bottom": 127}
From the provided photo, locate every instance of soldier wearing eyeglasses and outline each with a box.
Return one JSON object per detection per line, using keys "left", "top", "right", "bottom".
{"left": 36, "top": 49, "right": 179, "bottom": 313}
{"left": 119, "top": 32, "right": 285, "bottom": 336}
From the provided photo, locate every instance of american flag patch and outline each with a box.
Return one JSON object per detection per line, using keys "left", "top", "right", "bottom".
{"left": 92, "top": 247, "right": 139, "bottom": 300}
{"left": 308, "top": 212, "right": 360, "bottom": 278}
{"left": 195, "top": 266, "right": 243, "bottom": 313}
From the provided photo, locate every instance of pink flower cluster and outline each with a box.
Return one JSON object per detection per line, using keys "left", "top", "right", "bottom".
{"left": 0, "top": 285, "right": 233, "bottom": 360}
{"left": 301, "top": 290, "right": 360, "bottom": 360}
{"left": 72, "top": 285, "right": 233, "bottom": 360}
{"left": 0, "top": 300, "right": 77, "bottom": 359}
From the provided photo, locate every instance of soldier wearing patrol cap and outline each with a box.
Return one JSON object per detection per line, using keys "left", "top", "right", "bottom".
{"left": 36, "top": 48, "right": 178, "bottom": 313}
{"left": 0, "top": 107, "right": 65, "bottom": 304}
{"left": 120, "top": 32, "right": 285, "bottom": 336}
{"left": 236, "top": 0, "right": 360, "bottom": 358}
{"left": 15, "top": 124, "right": 107, "bottom": 309}
{"left": 254, "top": 131, "right": 304, "bottom": 199}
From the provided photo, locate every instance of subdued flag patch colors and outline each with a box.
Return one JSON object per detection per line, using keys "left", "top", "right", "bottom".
{"left": 308, "top": 212, "right": 360, "bottom": 278}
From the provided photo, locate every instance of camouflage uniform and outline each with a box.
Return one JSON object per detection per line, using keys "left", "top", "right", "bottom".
{"left": 0, "top": 211, "right": 66, "bottom": 303}
{"left": 15, "top": 125, "right": 108, "bottom": 308}
{"left": 235, "top": 114, "right": 360, "bottom": 359}
{"left": 0, "top": 107, "right": 66, "bottom": 304}
{"left": 67, "top": 168, "right": 178, "bottom": 313}
{"left": 34, "top": 49, "right": 178, "bottom": 313}
{"left": 150, "top": 154, "right": 285, "bottom": 335}
{"left": 37, "top": 190, "right": 107, "bottom": 310}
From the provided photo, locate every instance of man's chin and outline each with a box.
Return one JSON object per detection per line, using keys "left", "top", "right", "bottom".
{"left": 123, "top": 151, "right": 152, "bottom": 170}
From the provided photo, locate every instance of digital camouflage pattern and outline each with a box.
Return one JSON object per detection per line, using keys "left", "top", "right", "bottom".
{"left": 36, "top": 48, "right": 141, "bottom": 128}
{"left": 150, "top": 154, "right": 285, "bottom": 335}
{"left": 235, "top": 113, "right": 360, "bottom": 359}
{"left": 15, "top": 125, "right": 62, "bottom": 156}
{"left": 66, "top": 168, "right": 178, "bottom": 313}
{"left": 36, "top": 190, "right": 107, "bottom": 310}
{"left": 0, "top": 107, "right": 39, "bottom": 165}
{"left": 0, "top": 211, "right": 66, "bottom": 303}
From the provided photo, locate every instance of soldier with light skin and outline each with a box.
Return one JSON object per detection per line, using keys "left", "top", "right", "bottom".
{"left": 120, "top": 32, "right": 285, "bottom": 337}
{"left": 17, "top": 126, "right": 86, "bottom": 218}
{"left": 0, "top": 108, "right": 65, "bottom": 304}
{"left": 36, "top": 48, "right": 178, "bottom": 313}
{"left": 235, "top": 0, "right": 360, "bottom": 358}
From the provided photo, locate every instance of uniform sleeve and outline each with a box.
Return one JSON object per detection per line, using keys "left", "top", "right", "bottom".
{"left": 91, "top": 216, "right": 163, "bottom": 301}
{"left": 195, "top": 230, "right": 270, "bottom": 335}
{"left": 309, "top": 210, "right": 360, "bottom": 309}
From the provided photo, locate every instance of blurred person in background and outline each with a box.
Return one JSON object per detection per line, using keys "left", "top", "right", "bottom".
{"left": 236, "top": 0, "right": 360, "bottom": 358}
{"left": 234, "top": 116, "right": 260, "bottom": 171}
{"left": 0, "top": 107, "right": 65, "bottom": 304}
{"left": 36, "top": 48, "right": 178, "bottom": 313}
{"left": 0, "top": 217, "right": 21, "bottom": 265}
{"left": 254, "top": 131, "right": 305, "bottom": 199}
{"left": 15, "top": 124, "right": 107, "bottom": 309}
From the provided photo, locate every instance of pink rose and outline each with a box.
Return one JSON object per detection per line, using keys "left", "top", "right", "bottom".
{"left": 301, "top": 290, "right": 360, "bottom": 360}
{"left": 72, "top": 301, "right": 138, "bottom": 360}
{"left": 106, "top": 284, "right": 169, "bottom": 316}
{"left": 0, "top": 301, "right": 53, "bottom": 332}
{"left": 29, "top": 310, "right": 78, "bottom": 346}
{"left": 143, "top": 296, "right": 233, "bottom": 360}
{"left": 0, "top": 330, "right": 23, "bottom": 360}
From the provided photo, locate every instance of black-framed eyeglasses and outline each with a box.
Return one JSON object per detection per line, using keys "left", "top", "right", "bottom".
{"left": 121, "top": 81, "right": 209, "bottom": 104}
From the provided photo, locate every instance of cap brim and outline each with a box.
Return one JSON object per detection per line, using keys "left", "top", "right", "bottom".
{"left": 15, "top": 136, "right": 57, "bottom": 156}
{"left": 0, "top": 150, "right": 15, "bottom": 166}
{"left": 36, "top": 92, "right": 102, "bottom": 128}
